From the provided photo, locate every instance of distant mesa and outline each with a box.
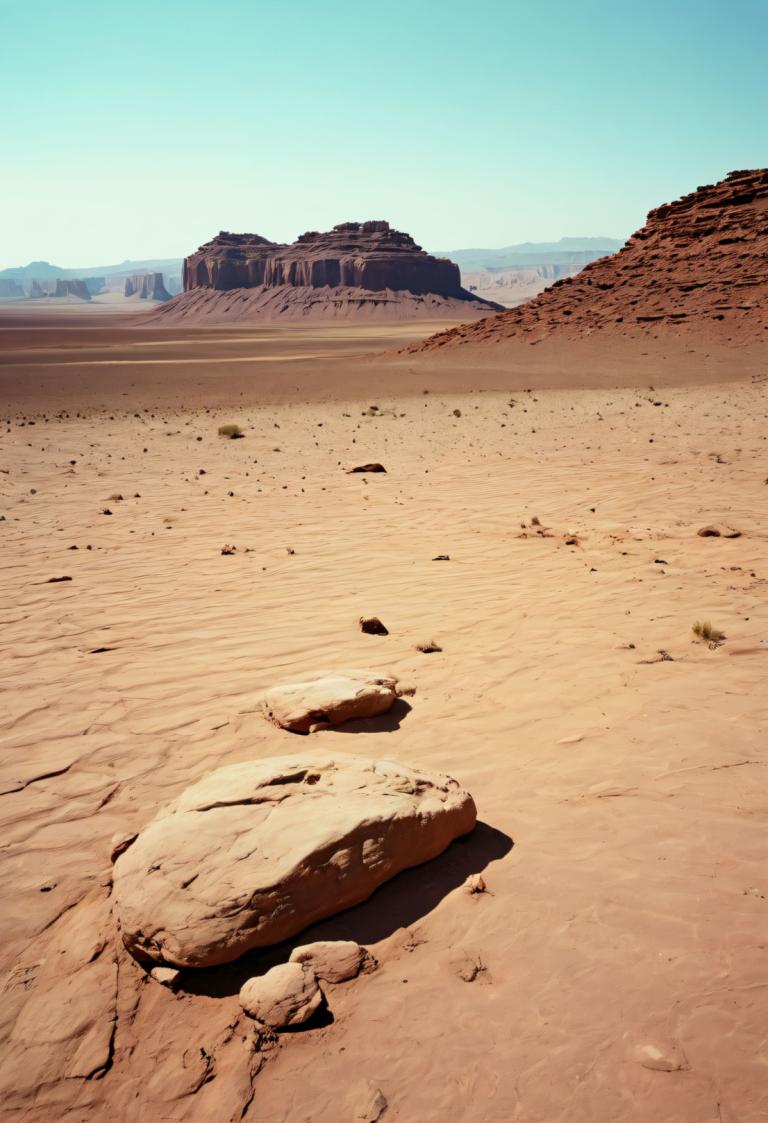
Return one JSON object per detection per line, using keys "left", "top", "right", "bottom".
{"left": 150, "top": 221, "right": 504, "bottom": 323}
{"left": 409, "top": 169, "right": 768, "bottom": 351}
{"left": 28, "top": 278, "right": 91, "bottom": 301}
{"left": 0, "top": 279, "right": 24, "bottom": 299}
{"left": 124, "top": 272, "right": 171, "bottom": 301}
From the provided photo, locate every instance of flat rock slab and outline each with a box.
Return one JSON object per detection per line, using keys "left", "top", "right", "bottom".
{"left": 113, "top": 752, "right": 476, "bottom": 968}
{"left": 260, "top": 670, "right": 398, "bottom": 733}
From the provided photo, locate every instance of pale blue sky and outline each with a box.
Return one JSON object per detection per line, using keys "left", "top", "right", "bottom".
{"left": 1, "top": 0, "right": 766, "bottom": 267}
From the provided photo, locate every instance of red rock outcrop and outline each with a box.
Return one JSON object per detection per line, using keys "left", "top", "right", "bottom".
{"left": 153, "top": 222, "right": 501, "bottom": 323}
{"left": 183, "top": 232, "right": 284, "bottom": 291}
{"left": 409, "top": 169, "right": 768, "bottom": 351}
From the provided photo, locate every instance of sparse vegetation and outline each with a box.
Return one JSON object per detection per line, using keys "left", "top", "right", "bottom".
{"left": 693, "top": 620, "right": 726, "bottom": 644}
{"left": 218, "top": 424, "right": 244, "bottom": 439}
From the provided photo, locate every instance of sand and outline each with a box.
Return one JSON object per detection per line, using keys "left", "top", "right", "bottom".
{"left": 1, "top": 307, "right": 767, "bottom": 1122}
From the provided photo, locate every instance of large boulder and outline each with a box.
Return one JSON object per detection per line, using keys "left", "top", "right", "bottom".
{"left": 113, "top": 752, "right": 476, "bottom": 968}
{"left": 259, "top": 670, "right": 398, "bottom": 733}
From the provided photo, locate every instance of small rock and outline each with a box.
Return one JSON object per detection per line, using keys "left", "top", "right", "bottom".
{"left": 356, "top": 1081, "right": 388, "bottom": 1121}
{"left": 360, "top": 616, "right": 388, "bottom": 635}
{"left": 465, "top": 874, "right": 487, "bottom": 895}
{"left": 697, "top": 524, "right": 741, "bottom": 538}
{"left": 289, "top": 940, "right": 373, "bottom": 983}
{"left": 47, "top": 576, "right": 72, "bottom": 583}
{"left": 347, "top": 463, "right": 386, "bottom": 474}
{"left": 150, "top": 966, "right": 180, "bottom": 989}
{"left": 416, "top": 641, "right": 442, "bottom": 653}
{"left": 239, "top": 962, "right": 322, "bottom": 1028}
{"left": 432, "top": 554, "right": 450, "bottom": 561}
{"left": 634, "top": 1041, "right": 688, "bottom": 1072}
{"left": 260, "top": 671, "right": 398, "bottom": 733}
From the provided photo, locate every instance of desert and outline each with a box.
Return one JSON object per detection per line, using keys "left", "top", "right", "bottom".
{"left": 1, "top": 237, "right": 767, "bottom": 1118}
{"left": 2, "top": 2, "right": 768, "bottom": 1119}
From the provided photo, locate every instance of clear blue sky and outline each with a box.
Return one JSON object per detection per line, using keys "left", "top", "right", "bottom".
{"left": 1, "top": 0, "right": 766, "bottom": 268}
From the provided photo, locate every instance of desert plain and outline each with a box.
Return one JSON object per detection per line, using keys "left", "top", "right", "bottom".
{"left": 1, "top": 305, "right": 767, "bottom": 1121}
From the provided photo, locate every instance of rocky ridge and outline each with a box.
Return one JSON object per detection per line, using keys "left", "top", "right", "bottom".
{"left": 409, "top": 169, "right": 768, "bottom": 351}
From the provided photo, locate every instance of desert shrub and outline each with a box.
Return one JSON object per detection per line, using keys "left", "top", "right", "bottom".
{"left": 692, "top": 620, "right": 726, "bottom": 643}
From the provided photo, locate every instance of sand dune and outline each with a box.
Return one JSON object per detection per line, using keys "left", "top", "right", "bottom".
{"left": 1, "top": 308, "right": 767, "bottom": 1121}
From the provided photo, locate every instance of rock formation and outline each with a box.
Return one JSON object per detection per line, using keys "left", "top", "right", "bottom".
{"left": 260, "top": 670, "right": 398, "bottom": 732}
{"left": 0, "top": 279, "right": 24, "bottom": 299}
{"left": 124, "top": 272, "right": 171, "bottom": 301}
{"left": 289, "top": 940, "right": 370, "bottom": 982}
{"left": 239, "top": 963, "right": 322, "bottom": 1028}
{"left": 28, "top": 278, "right": 91, "bottom": 299}
{"left": 409, "top": 169, "right": 768, "bottom": 351}
{"left": 112, "top": 751, "right": 477, "bottom": 967}
{"left": 54, "top": 278, "right": 91, "bottom": 300}
{"left": 151, "top": 222, "right": 503, "bottom": 323}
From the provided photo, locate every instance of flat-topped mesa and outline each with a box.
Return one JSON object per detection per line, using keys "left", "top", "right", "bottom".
{"left": 407, "top": 168, "right": 768, "bottom": 351}
{"left": 155, "top": 220, "right": 502, "bottom": 322}
{"left": 182, "top": 221, "right": 465, "bottom": 298}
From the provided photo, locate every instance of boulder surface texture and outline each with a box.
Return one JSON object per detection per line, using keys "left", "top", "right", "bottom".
{"left": 113, "top": 752, "right": 476, "bottom": 968}
{"left": 239, "top": 962, "right": 321, "bottom": 1028}
{"left": 259, "top": 670, "right": 398, "bottom": 733}
{"left": 289, "top": 939, "right": 367, "bottom": 983}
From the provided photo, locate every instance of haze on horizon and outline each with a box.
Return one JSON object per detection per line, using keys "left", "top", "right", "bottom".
{"left": 1, "top": 0, "right": 766, "bottom": 270}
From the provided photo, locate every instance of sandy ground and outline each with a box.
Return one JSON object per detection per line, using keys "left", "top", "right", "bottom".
{"left": 1, "top": 308, "right": 767, "bottom": 1122}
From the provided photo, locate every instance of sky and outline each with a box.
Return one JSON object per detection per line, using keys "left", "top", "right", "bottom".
{"left": 1, "top": 0, "right": 766, "bottom": 268}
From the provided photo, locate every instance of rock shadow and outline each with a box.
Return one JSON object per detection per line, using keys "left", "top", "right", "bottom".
{"left": 334, "top": 697, "right": 412, "bottom": 734}
{"left": 180, "top": 820, "right": 512, "bottom": 1000}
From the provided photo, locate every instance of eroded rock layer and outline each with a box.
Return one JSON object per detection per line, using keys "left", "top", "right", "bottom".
{"left": 154, "top": 221, "right": 501, "bottom": 322}
{"left": 409, "top": 169, "right": 768, "bottom": 351}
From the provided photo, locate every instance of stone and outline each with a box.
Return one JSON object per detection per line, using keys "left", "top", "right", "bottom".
{"left": 356, "top": 1081, "right": 389, "bottom": 1121}
{"left": 289, "top": 940, "right": 370, "bottom": 983}
{"left": 260, "top": 670, "right": 398, "bottom": 733}
{"left": 113, "top": 751, "right": 476, "bottom": 968}
{"left": 239, "top": 962, "right": 321, "bottom": 1028}
{"left": 359, "top": 616, "right": 388, "bottom": 635}
{"left": 150, "top": 966, "right": 180, "bottom": 989}
{"left": 348, "top": 463, "right": 387, "bottom": 473}
{"left": 697, "top": 524, "right": 741, "bottom": 538}
{"left": 634, "top": 1041, "right": 689, "bottom": 1072}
